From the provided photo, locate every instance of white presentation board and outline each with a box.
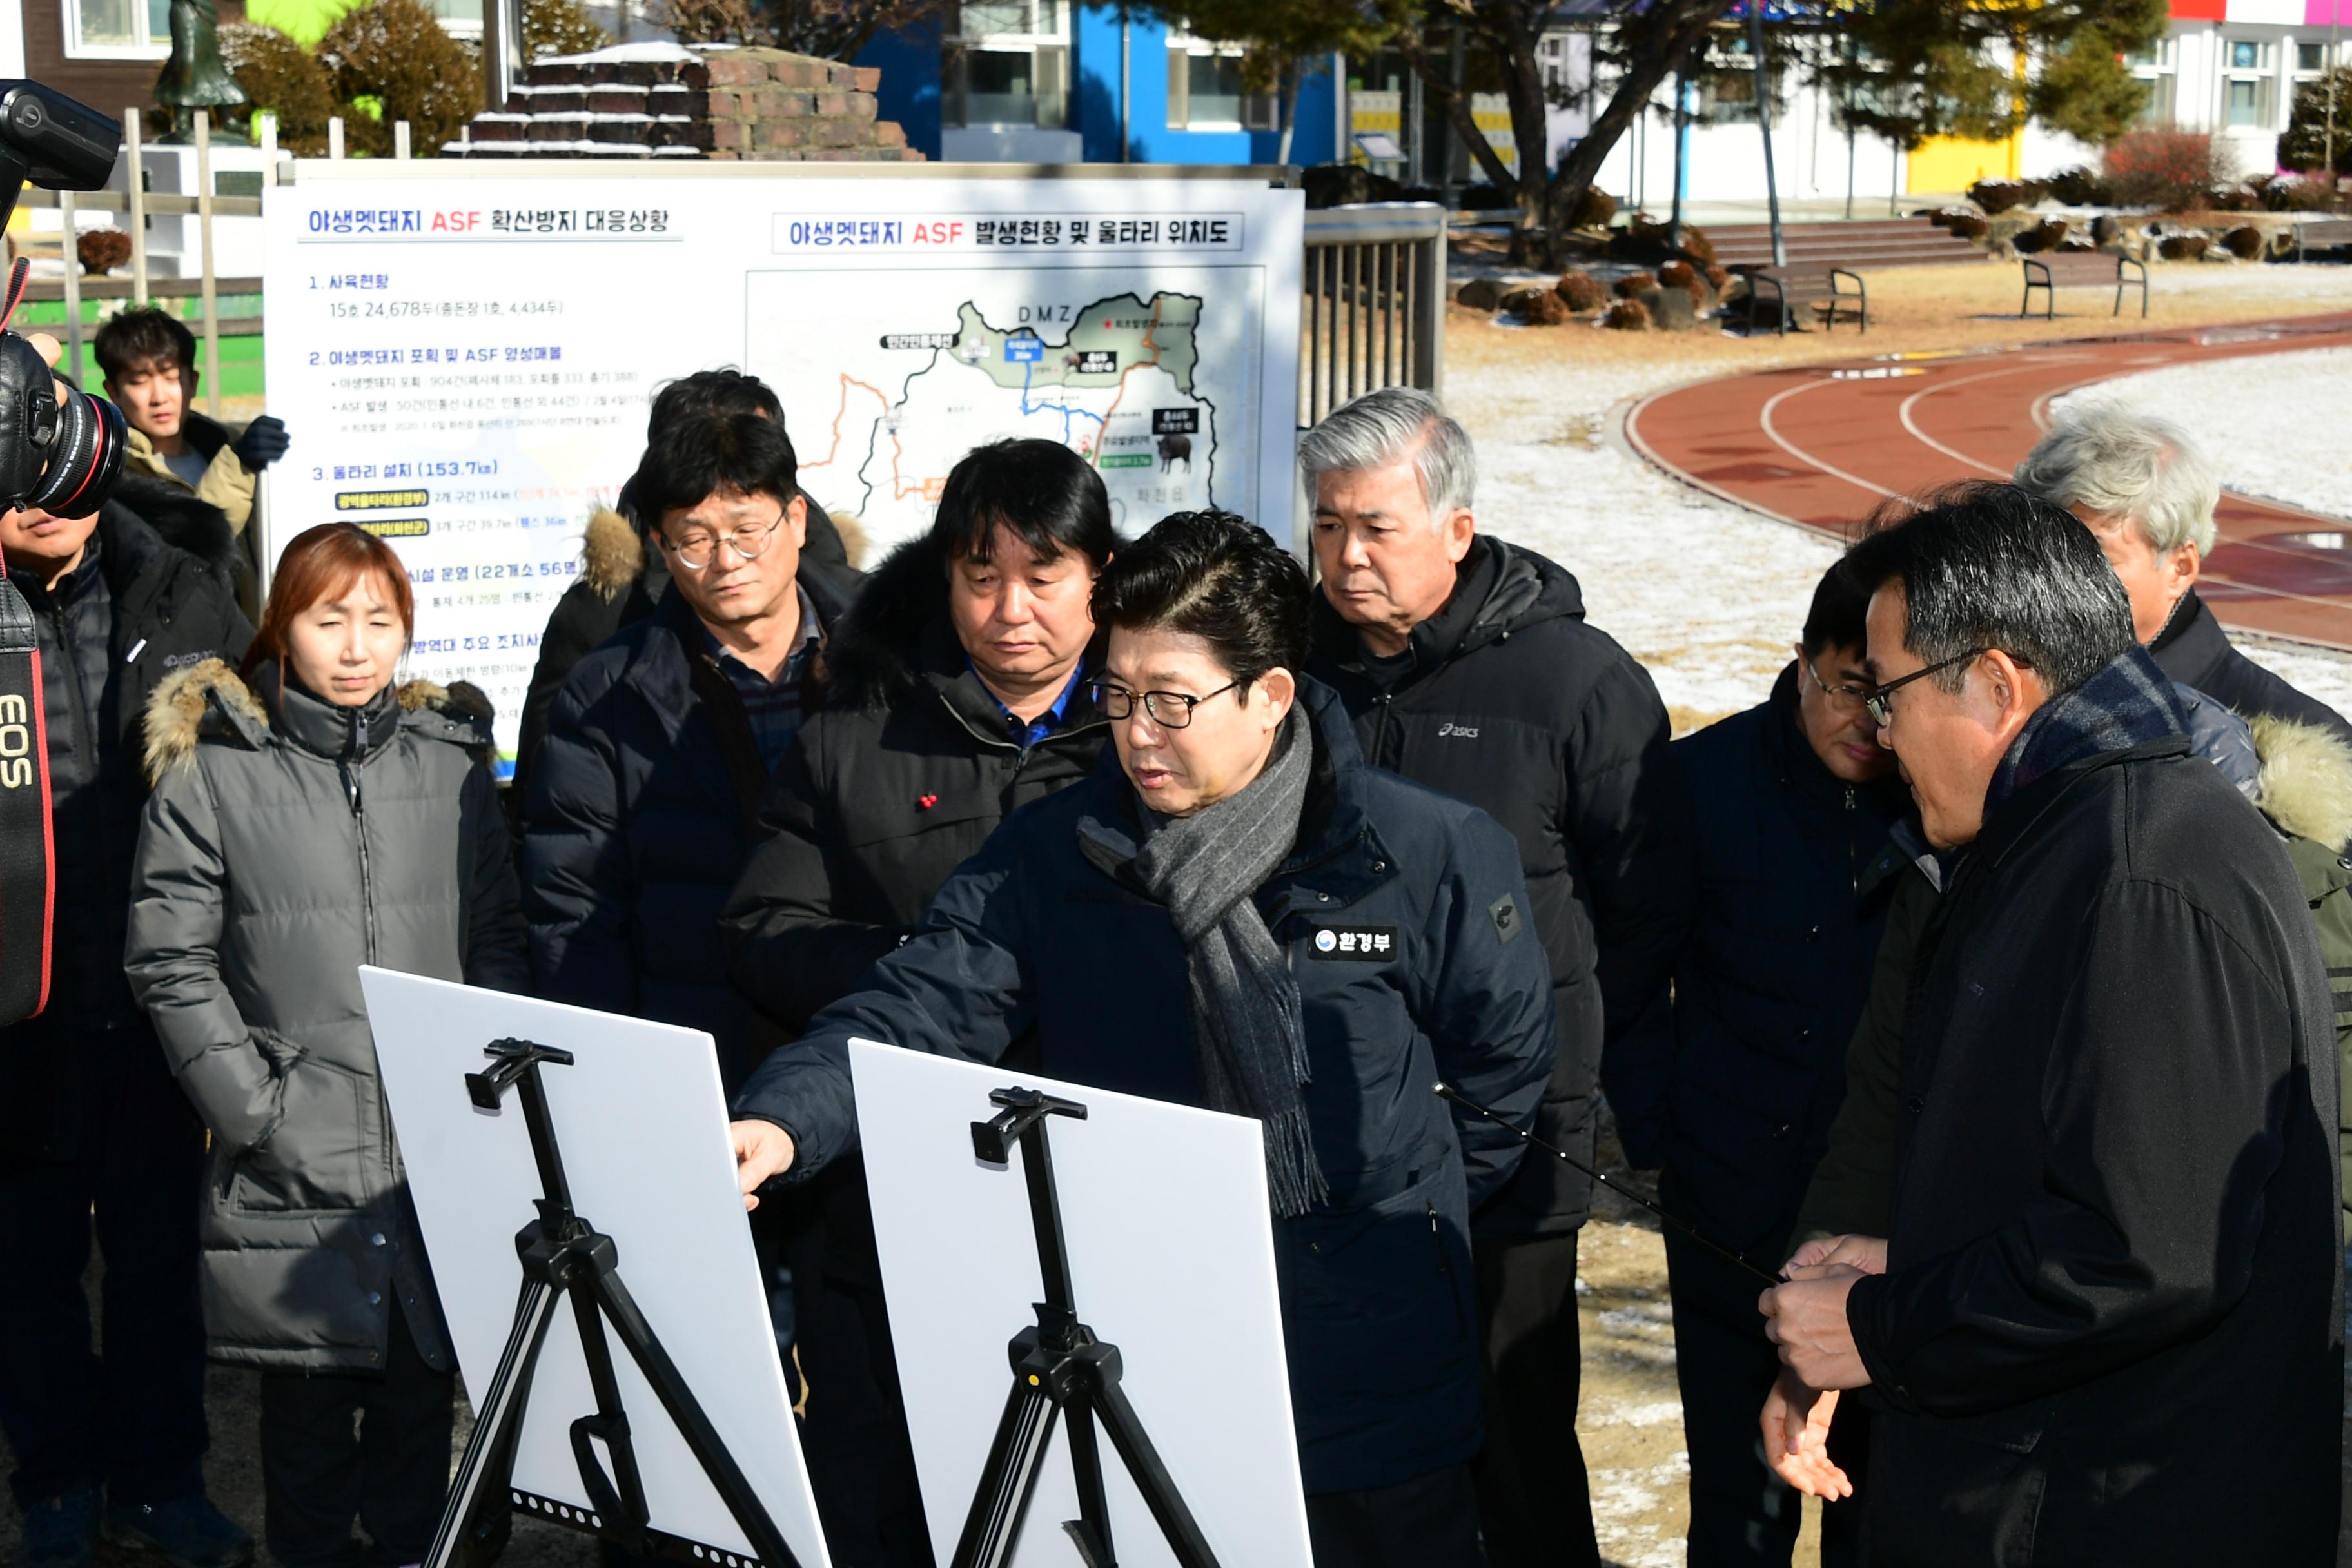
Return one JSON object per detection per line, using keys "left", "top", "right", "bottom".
{"left": 262, "top": 166, "right": 1305, "bottom": 767}
{"left": 848, "top": 1039, "right": 1313, "bottom": 1568}
{"left": 358, "top": 968, "right": 830, "bottom": 1568}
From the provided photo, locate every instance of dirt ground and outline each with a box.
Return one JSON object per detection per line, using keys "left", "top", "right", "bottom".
{"left": 1444, "top": 251, "right": 2352, "bottom": 386}
{"left": 8, "top": 255, "right": 2352, "bottom": 1568}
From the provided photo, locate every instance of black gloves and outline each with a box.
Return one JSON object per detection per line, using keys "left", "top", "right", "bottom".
{"left": 231, "top": 415, "right": 289, "bottom": 472}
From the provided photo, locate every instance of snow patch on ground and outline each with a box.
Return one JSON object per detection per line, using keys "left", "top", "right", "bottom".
{"left": 1453, "top": 358, "right": 1841, "bottom": 729}
{"left": 1591, "top": 1454, "right": 1695, "bottom": 1568}
{"left": 1461, "top": 342, "right": 2352, "bottom": 732}
{"left": 2053, "top": 346, "right": 2352, "bottom": 524}
{"left": 2051, "top": 345, "right": 2352, "bottom": 716}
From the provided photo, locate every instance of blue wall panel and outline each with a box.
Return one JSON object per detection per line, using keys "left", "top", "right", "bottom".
{"left": 856, "top": 17, "right": 943, "bottom": 161}
{"left": 862, "top": 10, "right": 1340, "bottom": 168}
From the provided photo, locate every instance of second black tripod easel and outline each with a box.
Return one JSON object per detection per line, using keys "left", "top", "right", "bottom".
{"left": 954, "top": 1085, "right": 1224, "bottom": 1568}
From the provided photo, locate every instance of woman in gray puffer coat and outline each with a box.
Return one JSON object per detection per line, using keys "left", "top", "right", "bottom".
{"left": 126, "top": 522, "right": 527, "bottom": 1568}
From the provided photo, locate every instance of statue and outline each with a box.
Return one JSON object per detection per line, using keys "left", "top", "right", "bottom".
{"left": 153, "top": 0, "right": 248, "bottom": 143}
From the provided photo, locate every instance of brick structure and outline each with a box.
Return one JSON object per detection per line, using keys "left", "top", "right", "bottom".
{"left": 442, "top": 42, "right": 924, "bottom": 161}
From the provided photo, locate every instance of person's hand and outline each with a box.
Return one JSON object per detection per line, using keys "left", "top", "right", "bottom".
{"left": 1759, "top": 1263, "right": 1872, "bottom": 1389}
{"left": 730, "top": 1118, "right": 796, "bottom": 1211}
{"left": 26, "top": 331, "right": 71, "bottom": 407}
{"left": 1784, "top": 1233, "right": 1888, "bottom": 1275}
{"left": 231, "top": 415, "right": 289, "bottom": 471}
{"left": 1760, "top": 1369, "right": 1851, "bottom": 1500}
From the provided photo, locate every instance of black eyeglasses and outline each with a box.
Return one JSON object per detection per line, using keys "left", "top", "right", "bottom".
{"left": 1089, "top": 679, "right": 1239, "bottom": 729}
{"left": 1863, "top": 649, "right": 1985, "bottom": 728}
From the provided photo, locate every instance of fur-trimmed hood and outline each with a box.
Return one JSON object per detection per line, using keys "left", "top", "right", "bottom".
{"left": 580, "top": 505, "right": 643, "bottom": 602}
{"left": 2251, "top": 712, "right": 2352, "bottom": 850}
{"left": 142, "top": 658, "right": 495, "bottom": 785}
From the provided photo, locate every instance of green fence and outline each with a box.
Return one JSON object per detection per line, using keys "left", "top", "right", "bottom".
{"left": 21, "top": 293, "right": 266, "bottom": 398}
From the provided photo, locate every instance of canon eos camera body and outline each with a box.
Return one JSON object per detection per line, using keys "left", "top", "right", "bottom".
{"left": 0, "top": 80, "right": 129, "bottom": 513}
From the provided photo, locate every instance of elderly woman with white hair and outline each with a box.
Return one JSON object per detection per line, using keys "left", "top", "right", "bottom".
{"left": 2014, "top": 401, "right": 2352, "bottom": 743}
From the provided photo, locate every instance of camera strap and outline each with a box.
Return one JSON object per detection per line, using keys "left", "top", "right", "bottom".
{"left": 0, "top": 253, "right": 63, "bottom": 1023}
{"left": 0, "top": 561, "right": 52, "bottom": 1023}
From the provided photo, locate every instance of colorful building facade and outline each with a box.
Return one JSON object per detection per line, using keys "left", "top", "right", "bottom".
{"left": 856, "top": 6, "right": 1342, "bottom": 166}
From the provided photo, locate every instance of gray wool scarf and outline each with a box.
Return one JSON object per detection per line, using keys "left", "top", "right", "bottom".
{"left": 1083, "top": 708, "right": 1327, "bottom": 1216}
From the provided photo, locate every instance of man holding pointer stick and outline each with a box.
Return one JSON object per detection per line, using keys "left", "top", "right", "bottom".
{"left": 1756, "top": 485, "right": 2340, "bottom": 1560}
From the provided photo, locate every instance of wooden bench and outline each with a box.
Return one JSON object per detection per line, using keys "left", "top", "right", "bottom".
{"left": 2295, "top": 217, "right": 2352, "bottom": 262}
{"left": 2019, "top": 251, "right": 2148, "bottom": 319}
{"left": 1741, "top": 264, "right": 1867, "bottom": 335}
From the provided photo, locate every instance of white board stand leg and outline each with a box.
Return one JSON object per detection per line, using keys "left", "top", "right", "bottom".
{"left": 955, "top": 1087, "right": 1222, "bottom": 1568}
{"left": 422, "top": 1039, "right": 806, "bottom": 1568}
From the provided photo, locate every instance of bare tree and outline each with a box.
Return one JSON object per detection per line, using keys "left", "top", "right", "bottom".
{"left": 1383, "top": 0, "right": 1726, "bottom": 262}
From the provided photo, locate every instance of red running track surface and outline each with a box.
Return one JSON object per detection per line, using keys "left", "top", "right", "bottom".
{"left": 1624, "top": 312, "right": 2352, "bottom": 650}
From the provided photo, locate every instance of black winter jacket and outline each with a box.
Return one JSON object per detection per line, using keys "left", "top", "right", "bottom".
{"left": 1306, "top": 534, "right": 1690, "bottom": 1233}
{"left": 720, "top": 534, "right": 1109, "bottom": 1030}
{"left": 2151, "top": 587, "right": 2352, "bottom": 749}
{"left": 520, "top": 562, "right": 861, "bottom": 1088}
{"left": 0, "top": 483, "right": 251, "bottom": 1159}
{"left": 1848, "top": 730, "right": 2341, "bottom": 1563}
{"left": 1609, "top": 666, "right": 1906, "bottom": 1257}
{"left": 511, "top": 495, "right": 849, "bottom": 818}
{"left": 732, "top": 683, "right": 1556, "bottom": 1494}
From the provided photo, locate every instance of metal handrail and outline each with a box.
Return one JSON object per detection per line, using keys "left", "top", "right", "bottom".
{"left": 1299, "top": 201, "right": 1447, "bottom": 426}
{"left": 15, "top": 187, "right": 264, "bottom": 218}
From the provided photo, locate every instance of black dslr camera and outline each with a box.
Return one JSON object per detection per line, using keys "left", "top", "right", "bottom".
{"left": 0, "top": 81, "right": 128, "bottom": 512}
{"left": 0, "top": 81, "right": 129, "bottom": 1031}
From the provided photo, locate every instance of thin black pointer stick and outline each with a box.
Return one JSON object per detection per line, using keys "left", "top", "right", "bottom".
{"left": 1435, "top": 1083, "right": 1785, "bottom": 1288}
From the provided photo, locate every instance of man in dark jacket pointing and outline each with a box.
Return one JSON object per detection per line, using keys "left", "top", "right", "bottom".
{"left": 1758, "top": 483, "right": 2340, "bottom": 1562}
{"left": 1299, "top": 387, "right": 1692, "bottom": 1568}
{"left": 730, "top": 512, "right": 1555, "bottom": 1565}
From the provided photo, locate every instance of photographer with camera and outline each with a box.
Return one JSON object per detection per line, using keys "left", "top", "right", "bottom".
{"left": 0, "top": 478, "right": 252, "bottom": 1568}
{"left": 0, "top": 78, "right": 254, "bottom": 1568}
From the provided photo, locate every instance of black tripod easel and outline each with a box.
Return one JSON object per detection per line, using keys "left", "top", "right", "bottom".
{"left": 423, "top": 1039, "right": 803, "bottom": 1568}
{"left": 953, "top": 1087, "right": 1222, "bottom": 1568}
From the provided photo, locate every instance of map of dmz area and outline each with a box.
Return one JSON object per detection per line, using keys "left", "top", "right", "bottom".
{"left": 789, "top": 288, "right": 1220, "bottom": 541}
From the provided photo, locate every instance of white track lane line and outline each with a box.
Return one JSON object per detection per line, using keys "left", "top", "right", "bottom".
{"left": 1758, "top": 379, "right": 1909, "bottom": 505}
{"left": 1896, "top": 354, "right": 2107, "bottom": 475}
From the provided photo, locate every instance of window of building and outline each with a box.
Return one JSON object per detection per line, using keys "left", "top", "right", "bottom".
{"left": 1166, "top": 24, "right": 1277, "bottom": 131}
{"left": 2297, "top": 40, "right": 2328, "bottom": 72}
{"left": 2127, "top": 36, "right": 2177, "bottom": 124}
{"left": 1698, "top": 35, "right": 1785, "bottom": 125}
{"left": 943, "top": 1, "right": 1069, "bottom": 130}
{"left": 2222, "top": 39, "right": 2276, "bottom": 129}
{"left": 425, "top": 0, "right": 482, "bottom": 32}
{"left": 64, "top": 0, "right": 170, "bottom": 59}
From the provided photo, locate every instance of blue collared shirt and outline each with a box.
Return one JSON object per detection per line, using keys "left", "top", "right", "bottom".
{"left": 974, "top": 659, "right": 1086, "bottom": 750}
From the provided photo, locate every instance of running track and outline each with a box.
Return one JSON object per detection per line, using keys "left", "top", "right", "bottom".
{"left": 1625, "top": 312, "right": 2352, "bottom": 650}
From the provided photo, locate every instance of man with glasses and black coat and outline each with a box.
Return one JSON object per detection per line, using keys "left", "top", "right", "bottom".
{"left": 520, "top": 411, "right": 863, "bottom": 1092}
{"left": 1607, "top": 561, "right": 1906, "bottom": 1567}
{"left": 727, "top": 511, "right": 1556, "bottom": 1567}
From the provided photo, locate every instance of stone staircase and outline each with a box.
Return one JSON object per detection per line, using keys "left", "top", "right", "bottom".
{"left": 442, "top": 41, "right": 924, "bottom": 162}
{"left": 1707, "top": 217, "right": 1986, "bottom": 270}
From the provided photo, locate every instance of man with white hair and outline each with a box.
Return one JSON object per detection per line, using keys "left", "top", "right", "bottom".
{"left": 2014, "top": 402, "right": 2352, "bottom": 745}
{"left": 1300, "top": 387, "right": 1693, "bottom": 1568}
